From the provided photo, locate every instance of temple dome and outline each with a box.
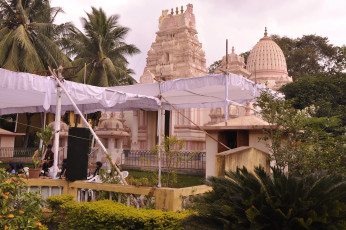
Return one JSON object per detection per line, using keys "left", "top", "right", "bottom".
{"left": 246, "top": 28, "right": 292, "bottom": 90}
{"left": 215, "top": 46, "right": 251, "bottom": 78}
{"left": 95, "top": 112, "right": 129, "bottom": 137}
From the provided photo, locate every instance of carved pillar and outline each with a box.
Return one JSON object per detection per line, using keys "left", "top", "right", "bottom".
{"left": 131, "top": 110, "right": 139, "bottom": 150}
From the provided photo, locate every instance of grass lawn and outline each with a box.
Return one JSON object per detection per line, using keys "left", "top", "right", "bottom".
{"left": 0, "top": 163, "right": 205, "bottom": 188}
{"left": 125, "top": 169, "right": 205, "bottom": 188}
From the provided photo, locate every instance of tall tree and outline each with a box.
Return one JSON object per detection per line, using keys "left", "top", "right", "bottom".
{"left": 271, "top": 34, "right": 345, "bottom": 80}
{"left": 207, "top": 59, "right": 221, "bottom": 74}
{"left": 0, "top": 0, "right": 71, "bottom": 72}
{"left": 0, "top": 0, "right": 72, "bottom": 147}
{"left": 237, "top": 35, "right": 345, "bottom": 80}
{"left": 280, "top": 75, "right": 346, "bottom": 126}
{"left": 255, "top": 90, "right": 345, "bottom": 174}
{"left": 63, "top": 7, "right": 140, "bottom": 87}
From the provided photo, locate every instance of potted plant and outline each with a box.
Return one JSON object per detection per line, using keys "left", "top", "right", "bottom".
{"left": 29, "top": 150, "right": 41, "bottom": 178}
{"left": 29, "top": 126, "right": 53, "bottom": 178}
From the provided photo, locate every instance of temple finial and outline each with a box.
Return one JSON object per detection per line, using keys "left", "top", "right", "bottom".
{"left": 181, "top": 6, "right": 184, "bottom": 13}
{"left": 232, "top": 46, "right": 235, "bottom": 53}
{"left": 264, "top": 27, "right": 268, "bottom": 37}
{"left": 176, "top": 7, "right": 179, "bottom": 14}
{"left": 171, "top": 8, "right": 174, "bottom": 15}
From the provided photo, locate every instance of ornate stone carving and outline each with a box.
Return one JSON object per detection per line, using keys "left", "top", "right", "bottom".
{"left": 216, "top": 46, "right": 251, "bottom": 77}
{"left": 139, "top": 3, "right": 207, "bottom": 83}
{"left": 246, "top": 28, "right": 292, "bottom": 90}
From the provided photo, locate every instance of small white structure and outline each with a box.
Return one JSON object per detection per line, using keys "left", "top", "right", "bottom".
{"left": 0, "top": 128, "right": 24, "bottom": 148}
{"left": 204, "top": 102, "right": 272, "bottom": 178}
{"left": 0, "top": 128, "right": 25, "bottom": 158}
{"left": 94, "top": 112, "right": 130, "bottom": 170}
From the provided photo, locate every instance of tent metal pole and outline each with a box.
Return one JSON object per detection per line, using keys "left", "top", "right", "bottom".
{"left": 225, "top": 39, "right": 229, "bottom": 126}
{"left": 225, "top": 74, "right": 230, "bottom": 125}
{"left": 161, "top": 96, "right": 231, "bottom": 151}
{"left": 157, "top": 106, "right": 162, "bottom": 188}
{"left": 52, "top": 86, "right": 61, "bottom": 178}
{"left": 14, "top": 113, "right": 18, "bottom": 132}
{"left": 49, "top": 67, "right": 128, "bottom": 185}
{"left": 39, "top": 112, "right": 47, "bottom": 151}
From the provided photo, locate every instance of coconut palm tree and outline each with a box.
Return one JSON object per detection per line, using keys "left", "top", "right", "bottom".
{"left": 63, "top": 7, "right": 140, "bottom": 87}
{"left": 0, "top": 0, "right": 72, "bottom": 147}
{"left": 185, "top": 167, "right": 346, "bottom": 229}
{"left": 0, "top": 0, "right": 71, "bottom": 72}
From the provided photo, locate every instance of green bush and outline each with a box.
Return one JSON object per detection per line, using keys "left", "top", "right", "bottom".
{"left": 185, "top": 167, "right": 346, "bottom": 229}
{"left": 46, "top": 194, "right": 74, "bottom": 211}
{"left": 58, "top": 200, "right": 189, "bottom": 230}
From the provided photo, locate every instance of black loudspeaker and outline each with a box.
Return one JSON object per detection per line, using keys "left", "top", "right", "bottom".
{"left": 66, "top": 127, "right": 90, "bottom": 181}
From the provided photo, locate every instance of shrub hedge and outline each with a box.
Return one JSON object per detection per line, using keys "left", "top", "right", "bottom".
{"left": 46, "top": 194, "right": 74, "bottom": 211}
{"left": 47, "top": 195, "right": 190, "bottom": 229}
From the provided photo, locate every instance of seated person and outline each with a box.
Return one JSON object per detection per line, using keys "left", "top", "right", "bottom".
{"left": 5, "top": 163, "right": 16, "bottom": 175}
{"left": 43, "top": 144, "right": 54, "bottom": 168}
{"left": 93, "top": 161, "right": 103, "bottom": 177}
{"left": 39, "top": 162, "right": 50, "bottom": 177}
{"left": 15, "top": 163, "right": 26, "bottom": 177}
{"left": 87, "top": 162, "right": 92, "bottom": 178}
{"left": 57, "top": 159, "right": 67, "bottom": 179}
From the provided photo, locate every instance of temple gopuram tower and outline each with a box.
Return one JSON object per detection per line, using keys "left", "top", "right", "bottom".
{"left": 140, "top": 4, "right": 207, "bottom": 83}
{"left": 132, "top": 4, "right": 208, "bottom": 152}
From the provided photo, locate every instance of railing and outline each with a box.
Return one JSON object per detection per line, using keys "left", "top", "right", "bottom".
{"left": 122, "top": 150, "right": 206, "bottom": 173}
{"left": 0, "top": 147, "right": 36, "bottom": 163}
{"left": 25, "top": 179, "right": 211, "bottom": 211}
{"left": 0, "top": 147, "right": 36, "bottom": 158}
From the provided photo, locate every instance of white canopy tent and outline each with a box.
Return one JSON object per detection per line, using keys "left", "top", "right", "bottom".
{"left": 0, "top": 68, "right": 280, "bottom": 115}
{"left": 0, "top": 68, "right": 160, "bottom": 115}
{"left": 0, "top": 67, "right": 281, "bottom": 185}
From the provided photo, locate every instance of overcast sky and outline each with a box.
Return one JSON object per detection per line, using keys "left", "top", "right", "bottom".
{"left": 51, "top": 0, "right": 346, "bottom": 81}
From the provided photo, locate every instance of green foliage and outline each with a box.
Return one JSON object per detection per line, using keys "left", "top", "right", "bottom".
{"left": 0, "top": 168, "right": 46, "bottom": 229}
{"left": 207, "top": 59, "right": 221, "bottom": 74}
{"left": 255, "top": 90, "right": 346, "bottom": 174}
{"left": 62, "top": 7, "right": 140, "bottom": 87}
{"left": 49, "top": 199, "right": 189, "bottom": 230}
{"left": 240, "top": 51, "right": 250, "bottom": 64}
{"left": 280, "top": 75, "right": 346, "bottom": 126}
{"left": 32, "top": 126, "right": 53, "bottom": 169}
{"left": 154, "top": 136, "right": 190, "bottom": 187}
{"left": 32, "top": 125, "right": 53, "bottom": 169}
{"left": 36, "top": 126, "right": 53, "bottom": 150}
{"left": 31, "top": 150, "right": 41, "bottom": 169}
{"left": 0, "top": 0, "right": 71, "bottom": 72}
{"left": 271, "top": 34, "right": 345, "bottom": 80}
{"left": 46, "top": 194, "right": 74, "bottom": 211}
{"left": 185, "top": 167, "right": 346, "bottom": 230}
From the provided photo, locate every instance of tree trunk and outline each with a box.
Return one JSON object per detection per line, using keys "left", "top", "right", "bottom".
{"left": 23, "top": 113, "right": 34, "bottom": 147}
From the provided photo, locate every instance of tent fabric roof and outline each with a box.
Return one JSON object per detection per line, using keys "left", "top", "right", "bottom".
{"left": 0, "top": 68, "right": 282, "bottom": 115}
{"left": 0, "top": 68, "right": 160, "bottom": 115}
{"left": 108, "top": 73, "right": 280, "bottom": 110}
{"left": 204, "top": 114, "right": 271, "bottom": 130}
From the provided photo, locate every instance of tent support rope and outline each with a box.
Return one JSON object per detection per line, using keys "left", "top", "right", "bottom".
{"left": 160, "top": 96, "right": 231, "bottom": 151}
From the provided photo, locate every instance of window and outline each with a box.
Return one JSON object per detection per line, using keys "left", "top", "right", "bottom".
{"left": 165, "top": 52, "right": 170, "bottom": 63}
{"left": 103, "top": 139, "right": 108, "bottom": 148}
{"left": 114, "top": 139, "right": 118, "bottom": 148}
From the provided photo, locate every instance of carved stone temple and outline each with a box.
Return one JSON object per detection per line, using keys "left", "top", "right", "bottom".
{"left": 98, "top": 5, "right": 293, "bottom": 157}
